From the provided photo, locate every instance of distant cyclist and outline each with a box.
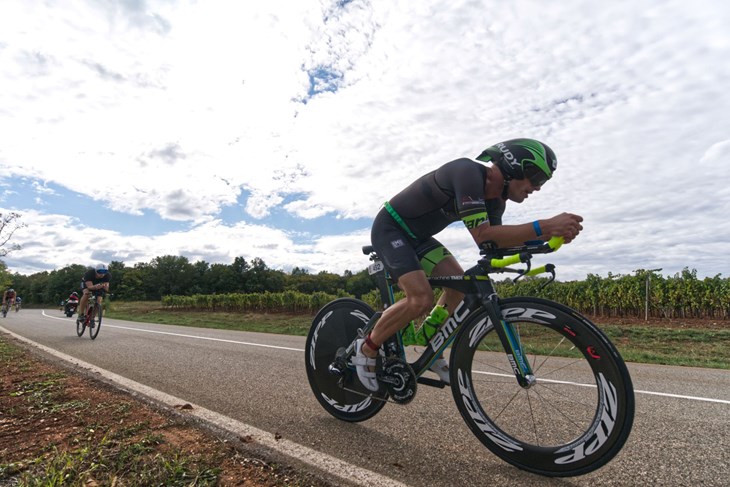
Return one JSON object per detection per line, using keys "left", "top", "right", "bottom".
{"left": 14, "top": 296, "right": 21, "bottom": 311}
{"left": 64, "top": 291, "right": 80, "bottom": 315}
{"left": 356, "top": 138, "right": 583, "bottom": 391}
{"left": 2, "top": 288, "right": 16, "bottom": 313}
{"left": 77, "top": 264, "right": 111, "bottom": 327}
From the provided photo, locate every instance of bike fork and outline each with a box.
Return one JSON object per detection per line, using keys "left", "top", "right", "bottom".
{"left": 483, "top": 295, "right": 536, "bottom": 388}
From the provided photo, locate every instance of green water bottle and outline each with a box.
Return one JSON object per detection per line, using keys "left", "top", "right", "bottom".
{"left": 421, "top": 304, "right": 449, "bottom": 341}
{"left": 401, "top": 320, "right": 420, "bottom": 346}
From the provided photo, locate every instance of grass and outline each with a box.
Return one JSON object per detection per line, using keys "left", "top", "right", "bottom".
{"left": 107, "top": 301, "right": 730, "bottom": 369}
{"left": 107, "top": 300, "right": 313, "bottom": 335}
{"left": 0, "top": 343, "right": 224, "bottom": 486}
{"left": 11, "top": 439, "right": 222, "bottom": 487}
{"left": 0, "top": 336, "right": 315, "bottom": 486}
{"left": 602, "top": 326, "right": 730, "bottom": 369}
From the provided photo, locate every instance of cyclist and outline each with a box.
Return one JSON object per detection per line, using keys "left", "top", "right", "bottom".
{"left": 77, "top": 264, "right": 111, "bottom": 327}
{"left": 2, "top": 288, "right": 16, "bottom": 313}
{"left": 14, "top": 296, "right": 21, "bottom": 311}
{"left": 356, "top": 138, "right": 583, "bottom": 391}
{"left": 64, "top": 291, "right": 80, "bottom": 315}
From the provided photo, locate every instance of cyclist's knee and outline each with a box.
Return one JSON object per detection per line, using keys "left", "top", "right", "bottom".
{"left": 405, "top": 293, "right": 434, "bottom": 316}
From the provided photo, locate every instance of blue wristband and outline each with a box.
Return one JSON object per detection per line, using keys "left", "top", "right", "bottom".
{"left": 533, "top": 220, "right": 542, "bottom": 237}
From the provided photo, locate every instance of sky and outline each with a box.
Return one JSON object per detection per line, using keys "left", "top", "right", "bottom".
{"left": 1, "top": 0, "right": 729, "bottom": 282}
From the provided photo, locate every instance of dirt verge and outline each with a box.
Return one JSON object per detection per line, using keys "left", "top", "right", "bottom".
{"left": 0, "top": 334, "right": 332, "bottom": 486}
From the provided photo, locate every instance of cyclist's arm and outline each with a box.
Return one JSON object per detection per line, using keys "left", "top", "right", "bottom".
{"left": 469, "top": 212, "right": 584, "bottom": 247}
{"left": 468, "top": 221, "right": 543, "bottom": 248}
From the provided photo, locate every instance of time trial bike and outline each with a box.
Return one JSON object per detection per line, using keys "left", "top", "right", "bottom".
{"left": 76, "top": 290, "right": 105, "bottom": 340}
{"left": 305, "top": 237, "right": 634, "bottom": 477}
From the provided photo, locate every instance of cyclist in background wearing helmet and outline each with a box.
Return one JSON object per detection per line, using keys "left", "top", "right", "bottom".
{"left": 77, "top": 264, "right": 111, "bottom": 328}
{"left": 357, "top": 138, "right": 583, "bottom": 391}
{"left": 63, "top": 291, "right": 80, "bottom": 315}
{"left": 2, "top": 288, "right": 17, "bottom": 313}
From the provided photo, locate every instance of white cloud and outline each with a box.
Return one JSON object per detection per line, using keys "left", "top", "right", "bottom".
{"left": 0, "top": 0, "right": 729, "bottom": 280}
{"left": 3, "top": 207, "right": 373, "bottom": 275}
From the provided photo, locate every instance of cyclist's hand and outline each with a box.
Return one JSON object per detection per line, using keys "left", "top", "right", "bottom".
{"left": 543, "top": 213, "right": 583, "bottom": 243}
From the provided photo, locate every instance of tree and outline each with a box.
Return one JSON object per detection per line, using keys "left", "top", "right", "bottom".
{"left": 345, "top": 269, "right": 376, "bottom": 299}
{"left": 0, "top": 212, "right": 25, "bottom": 289}
{"left": 208, "top": 263, "right": 238, "bottom": 294}
{"left": 148, "top": 255, "right": 195, "bottom": 298}
{"left": 45, "top": 264, "right": 87, "bottom": 304}
{"left": 0, "top": 212, "right": 25, "bottom": 258}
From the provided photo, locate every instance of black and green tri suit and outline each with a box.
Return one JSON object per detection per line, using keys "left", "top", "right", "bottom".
{"left": 371, "top": 158, "right": 504, "bottom": 281}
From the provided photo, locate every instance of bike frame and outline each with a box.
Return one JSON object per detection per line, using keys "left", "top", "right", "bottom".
{"left": 366, "top": 253, "right": 536, "bottom": 388}
{"left": 80, "top": 291, "right": 104, "bottom": 322}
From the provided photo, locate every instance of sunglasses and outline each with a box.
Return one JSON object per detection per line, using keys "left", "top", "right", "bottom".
{"left": 523, "top": 163, "right": 550, "bottom": 187}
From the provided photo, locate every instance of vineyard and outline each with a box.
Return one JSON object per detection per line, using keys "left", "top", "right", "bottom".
{"left": 162, "top": 290, "right": 347, "bottom": 314}
{"left": 162, "top": 268, "right": 730, "bottom": 320}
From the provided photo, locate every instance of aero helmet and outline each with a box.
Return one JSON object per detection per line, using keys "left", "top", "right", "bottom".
{"left": 96, "top": 264, "right": 108, "bottom": 274}
{"left": 476, "top": 138, "right": 557, "bottom": 190}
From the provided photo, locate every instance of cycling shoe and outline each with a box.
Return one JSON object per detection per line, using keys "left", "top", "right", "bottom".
{"left": 430, "top": 357, "right": 450, "bottom": 384}
{"left": 352, "top": 339, "right": 379, "bottom": 392}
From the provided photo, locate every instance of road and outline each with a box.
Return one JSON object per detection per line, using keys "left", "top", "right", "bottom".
{"left": 2, "top": 309, "right": 729, "bottom": 486}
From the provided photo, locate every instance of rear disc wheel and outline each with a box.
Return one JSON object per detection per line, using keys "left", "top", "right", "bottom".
{"left": 305, "top": 298, "right": 387, "bottom": 422}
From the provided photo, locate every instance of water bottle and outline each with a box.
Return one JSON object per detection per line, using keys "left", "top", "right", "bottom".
{"left": 401, "top": 320, "right": 420, "bottom": 346}
{"left": 421, "top": 304, "right": 449, "bottom": 341}
{"left": 401, "top": 304, "right": 449, "bottom": 346}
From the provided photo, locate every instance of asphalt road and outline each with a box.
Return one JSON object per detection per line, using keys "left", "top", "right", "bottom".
{"left": 2, "top": 309, "right": 729, "bottom": 486}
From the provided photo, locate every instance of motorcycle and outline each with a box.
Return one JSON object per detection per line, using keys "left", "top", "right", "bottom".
{"left": 64, "top": 299, "right": 79, "bottom": 317}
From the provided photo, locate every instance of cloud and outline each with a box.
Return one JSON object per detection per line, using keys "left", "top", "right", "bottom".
{"left": 0, "top": 0, "right": 728, "bottom": 280}
{"left": 2, "top": 208, "right": 372, "bottom": 276}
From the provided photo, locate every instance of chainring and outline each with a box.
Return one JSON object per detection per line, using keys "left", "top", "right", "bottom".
{"left": 380, "top": 357, "right": 417, "bottom": 404}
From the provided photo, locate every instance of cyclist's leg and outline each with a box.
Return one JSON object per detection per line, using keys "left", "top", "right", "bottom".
{"left": 355, "top": 269, "right": 432, "bottom": 391}
{"left": 424, "top": 251, "right": 464, "bottom": 382}
{"left": 366, "top": 212, "right": 435, "bottom": 351}
{"left": 430, "top": 254, "right": 464, "bottom": 314}
{"left": 357, "top": 213, "right": 434, "bottom": 389}
{"left": 92, "top": 295, "right": 103, "bottom": 324}
{"left": 77, "top": 289, "right": 90, "bottom": 322}
{"left": 89, "top": 296, "right": 97, "bottom": 326}
{"left": 366, "top": 269, "right": 434, "bottom": 348}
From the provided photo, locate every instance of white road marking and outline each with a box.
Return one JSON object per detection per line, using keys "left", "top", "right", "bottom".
{"left": 39, "top": 310, "right": 730, "bottom": 406}
{"left": 41, "top": 310, "right": 301, "bottom": 351}
{"left": 472, "top": 370, "right": 730, "bottom": 405}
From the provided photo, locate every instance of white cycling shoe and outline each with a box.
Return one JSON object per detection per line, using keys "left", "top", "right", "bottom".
{"left": 430, "top": 357, "right": 450, "bottom": 384}
{"left": 353, "top": 339, "right": 379, "bottom": 392}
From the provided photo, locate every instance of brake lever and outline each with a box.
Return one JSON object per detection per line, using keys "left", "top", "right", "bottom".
{"left": 539, "top": 267, "right": 556, "bottom": 290}
{"left": 512, "top": 260, "right": 533, "bottom": 283}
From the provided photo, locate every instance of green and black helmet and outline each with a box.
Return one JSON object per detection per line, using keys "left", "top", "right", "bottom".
{"left": 476, "top": 138, "right": 557, "bottom": 189}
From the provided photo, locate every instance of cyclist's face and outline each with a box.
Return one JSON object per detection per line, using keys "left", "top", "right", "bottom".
{"left": 507, "top": 178, "right": 538, "bottom": 203}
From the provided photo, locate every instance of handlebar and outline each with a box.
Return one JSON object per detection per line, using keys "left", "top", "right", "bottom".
{"left": 479, "top": 236, "right": 564, "bottom": 282}
{"left": 482, "top": 236, "right": 564, "bottom": 267}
